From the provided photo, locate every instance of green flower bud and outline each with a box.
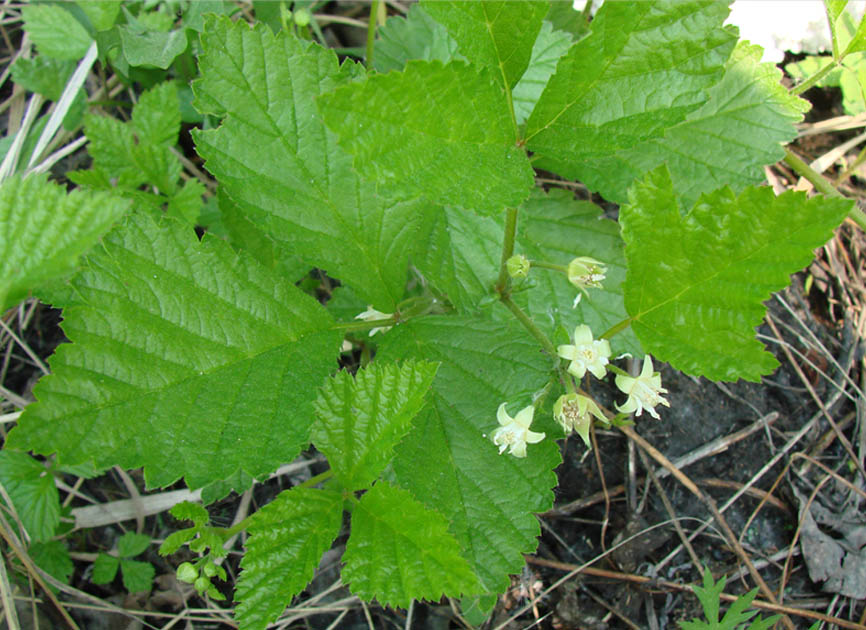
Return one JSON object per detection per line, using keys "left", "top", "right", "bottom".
{"left": 202, "top": 561, "right": 218, "bottom": 578}
{"left": 567, "top": 256, "right": 607, "bottom": 290}
{"left": 293, "top": 7, "right": 311, "bottom": 27}
{"left": 506, "top": 254, "right": 530, "bottom": 279}
{"left": 194, "top": 576, "right": 210, "bottom": 594}
{"left": 176, "top": 562, "right": 198, "bottom": 584}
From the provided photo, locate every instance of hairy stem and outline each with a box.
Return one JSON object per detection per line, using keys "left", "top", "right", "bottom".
{"left": 495, "top": 206, "right": 519, "bottom": 294}
{"left": 789, "top": 58, "right": 838, "bottom": 96}
{"left": 365, "top": 0, "right": 380, "bottom": 68}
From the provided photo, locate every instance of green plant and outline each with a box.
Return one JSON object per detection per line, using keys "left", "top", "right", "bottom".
{"left": 91, "top": 531, "right": 155, "bottom": 594}
{"left": 0, "top": 2, "right": 862, "bottom": 629}
{"left": 681, "top": 568, "right": 780, "bottom": 630}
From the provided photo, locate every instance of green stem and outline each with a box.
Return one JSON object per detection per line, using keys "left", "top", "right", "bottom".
{"left": 790, "top": 58, "right": 838, "bottom": 96}
{"left": 500, "top": 296, "right": 557, "bottom": 358}
{"left": 531, "top": 260, "right": 568, "bottom": 273}
{"left": 495, "top": 207, "right": 519, "bottom": 294}
{"left": 331, "top": 316, "right": 397, "bottom": 334}
{"left": 599, "top": 317, "right": 632, "bottom": 340}
{"left": 365, "top": 0, "right": 380, "bottom": 68}
{"left": 783, "top": 148, "right": 866, "bottom": 232}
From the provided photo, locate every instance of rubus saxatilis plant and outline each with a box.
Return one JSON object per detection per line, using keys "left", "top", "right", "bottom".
{"left": 2, "top": 2, "right": 861, "bottom": 628}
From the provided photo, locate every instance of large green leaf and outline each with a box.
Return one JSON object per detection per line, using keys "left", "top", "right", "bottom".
{"left": 318, "top": 60, "right": 534, "bottom": 216}
{"left": 373, "top": 3, "right": 462, "bottom": 73}
{"left": 621, "top": 167, "right": 852, "bottom": 381}
{"left": 574, "top": 42, "right": 810, "bottom": 206}
{"left": 512, "top": 21, "right": 574, "bottom": 125}
{"left": 0, "top": 451, "right": 60, "bottom": 542}
{"left": 235, "top": 488, "right": 343, "bottom": 630}
{"left": 194, "top": 17, "right": 428, "bottom": 310}
{"left": 343, "top": 481, "right": 480, "bottom": 607}
{"left": 312, "top": 361, "right": 438, "bottom": 491}
{"left": 0, "top": 174, "right": 129, "bottom": 312}
{"left": 421, "top": 0, "right": 548, "bottom": 89}
{"left": 22, "top": 4, "right": 93, "bottom": 60}
{"left": 518, "top": 189, "right": 641, "bottom": 356}
{"left": 8, "top": 213, "right": 342, "bottom": 489}
{"left": 525, "top": 1, "right": 736, "bottom": 196}
{"left": 378, "top": 317, "right": 561, "bottom": 593}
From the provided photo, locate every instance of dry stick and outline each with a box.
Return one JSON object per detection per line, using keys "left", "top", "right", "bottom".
{"left": 527, "top": 559, "right": 866, "bottom": 630}
{"left": 617, "top": 424, "right": 796, "bottom": 630}
{"left": 582, "top": 585, "right": 642, "bottom": 630}
{"left": 797, "top": 411, "right": 856, "bottom": 477}
{"left": 636, "top": 447, "right": 703, "bottom": 573}
{"left": 0, "top": 537, "right": 21, "bottom": 630}
{"left": 765, "top": 314, "right": 866, "bottom": 480}
{"left": 113, "top": 467, "right": 145, "bottom": 534}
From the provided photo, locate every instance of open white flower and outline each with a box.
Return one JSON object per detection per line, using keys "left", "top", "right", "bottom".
{"left": 567, "top": 256, "right": 607, "bottom": 291}
{"left": 557, "top": 324, "right": 611, "bottom": 379}
{"left": 492, "top": 403, "right": 545, "bottom": 458}
{"left": 354, "top": 305, "right": 394, "bottom": 337}
{"left": 554, "top": 393, "right": 608, "bottom": 448}
{"left": 615, "top": 357, "right": 670, "bottom": 419}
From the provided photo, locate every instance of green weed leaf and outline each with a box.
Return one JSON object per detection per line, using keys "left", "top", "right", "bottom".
{"left": 373, "top": 4, "right": 462, "bottom": 73}
{"left": 92, "top": 553, "right": 120, "bottom": 584}
{"left": 312, "top": 361, "right": 439, "bottom": 491}
{"left": 319, "top": 60, "right": 534, "bottom": 216}
{"left": 30, "top": 540, "right": 74, "bottom": 585}
{"left": 8, "top": 213, "right": 342, "bottom": 489}
{"left": 0, "top": 451, "right": 60, "bottom": 542}
{"left": 235, "top": 488, "right": 343, "bottom": 630}
{"left": 378, "top": 317, "right": 560, "bottom": 592}
{"left": 0, "top": 173, "right": 128, "bottom": 312}
{"left": 512, "top": 21, "right": 573, "bottom": 125}
{"left": 621, "top": 167, "right": 852, "bottom": 381}
{"left": 343, "top": 481, "right": 480, "bottom": 607}
{"left": 118, "top": 25, "right": 188, "bottom": 69}
{"left": 526, "top": 1, "right": 736, "bottom": 200}
{"left": 117, "top": 532, "right": 150, "bottom": 558}
{"left": 422, "top": 0, "right": 548, "bottom": 88}
{"left": 194, "top": 17, "right": 428, "bottom": 310}
{"left": 119, "top": 559, "right": 155, "bottom": 593}
{"left": 22, "top": 4, "right": 93, "bottom": 60}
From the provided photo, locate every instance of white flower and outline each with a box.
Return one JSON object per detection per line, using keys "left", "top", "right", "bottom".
{"left": 557, "top": 324, "right": 611, "bottom": 380}
{"left": 567, "top": 256, "right": 607, "bottom": 291}
{"left": 354, "top": 305, "right": 394, "bottom": 337}
{"left": 554, "top": 393, "right": 608, "bottom": 448}
{"left": 492, "top": 403, "right": 545, "bottom": 458}
{"left": 615, "top": 357, "right": 670, "bottom": 419}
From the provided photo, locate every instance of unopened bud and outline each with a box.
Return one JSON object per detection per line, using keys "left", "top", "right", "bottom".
{"left": 567, "top": 256, "right": 606, "bottom": 290}
{"left": 506, "top": 255, "right": 530, "bottom": 279}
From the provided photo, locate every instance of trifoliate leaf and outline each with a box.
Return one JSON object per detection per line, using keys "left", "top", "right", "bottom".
{"left": 92, "top": 553, "right": 120, "bottom": 584}
{"left": 518, "top": 189, "right": 641, "bottom": 356}
{"left": 525, "top": 1, "right": 736, "bottom": 197}
{"left": 8, "top": 213, "right": 343, "bottom": 489}
{"left": 582, "top": 41, "right": 810, "bottom": 206}
{"left": 621, "top": 167, "right": 852, "bottom": 381}
{"left": 0, "top": 173, "right": 129, "bottom": 312}
{"left": 117, "top": 532, "right": 150, "bottom": 558}
{"left": 193, "top": 17, "right": 429, "bottom": 310}
{"left": 373, "top": 3, "right": 462, "bottom": 73}
{"left": 22, "top": 4, "right": 93, "bottom": 60}
{"left": 30, "top": 540, "right": 74, "bottom": 585}
{"left": 120, "top": 559, "right": 155, "bottom": 593}
{"left": 0, "top": 451, "right": 60, "bottom": 542}
{"left": 378, "top": 317, "right": 560, "bottom": 592}
{"left": 235, "top": 488, "right": 343, "bottom": 630}
{"left": 312, "top": 361, "right": 438, "bottom": 490}
{"left": 343, "top": 481, "right": 480, "bottom": 607}
{"left": 318, "top": 60, "right": 534, "bottom": 216}
{"left": 512, "top": 21, "right": 573, "bottom": 125}
{"left": 421, "top": 0, "right": 548, "bottom": 88}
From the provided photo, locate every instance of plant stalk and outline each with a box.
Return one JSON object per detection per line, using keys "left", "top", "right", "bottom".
{"left": 365, "top": 0, "right": 381, "bottom": 68}
{"left": 495, "top": 207, "right": 519, "bottom": 294}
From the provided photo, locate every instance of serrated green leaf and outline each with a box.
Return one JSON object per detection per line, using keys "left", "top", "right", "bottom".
{"left": 518, "top": 189, "right": 641, "bottom": 356}
{"left": 30, "top": 540, "right": 74, "bottom": 585}
{"left": 199, "top": 468, "right": 255, "bottom": 505}
{"left": 118, "top": 25, "right": 188, "bottom": 69}
{"left": 11, "top": 56, "right": 76, "bottom": 101}
{"left": 0, "top": 451, "right": 60, "bottom": 542}
{"left": 343, "top": 481, "right": 480, "bottom": 607}
{"left": 421, "top": 0, "right": 548, "bottom": 89}
{"left": 77, "top": 1, "right": 122, "bottom": 32}
{"left": 166, "top": 179, "right": 204, "bottom": 224}
{"left": 512, "top": 21, "right": 573, "bottom": 125}
{"left": 312, "top": 361, "right": 438, "bottom": 490}
{"left": 22, "top": 4, "right": 93, "bottom": 60}
{"left": 578, "top": 41, "right": 810, "bottom": 206}
{"left": 193, "top": 17, "right": 430, "bottom": 310}
{"left": 171, "top": 501, "right": 209, "bottom": 526}
{"left": 159, "top": 528, "right": 195, "bottom": 555}
{"left": 132, "top": 81, "right": 180, "bottom": 147}
{"left": 117, "top": 532, "right": 150, "bottom": 558}
{"left": 92, "top": 553, "right": 120, "bottom": 584}
{"left": 0, "top": 173, "right": 128, "bottom": 312}
{"left": 8, "top": 213, "right": 343, "bottom": 489}
{"left": 319, "top": 60, "right": 534, "bottom": 216}
{"left": 373, "top": 3, "right": 462, "bottom": 73}
{"left": 120, "top": 559, "right": 155, "bottom": 593}
{"left": 621, "top": 167, "right": 852, "bottom": 381}
{"left": 378, "top": 317, "right": 560, "bottom": 592}
{"left": 236, "top": 488, "right": 342, "bottom": 630}
{"left": 525, "top": 1, "right": 736, "bottom": 200}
